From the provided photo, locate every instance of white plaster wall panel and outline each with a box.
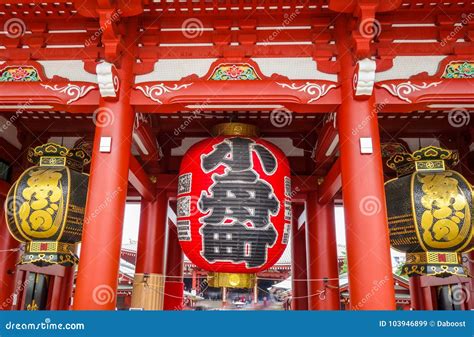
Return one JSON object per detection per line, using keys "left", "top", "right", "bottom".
{"left": 135, "top": 59, "right": 218, "bottom": 82}
{"left": 375, "top": 56, "right": 446, "bottom": 82}
{"left": 38, "top": 60, "right": 97, "bottom": 82}
{"left": 253, "top": 57, "right": 338, "bottom": 81}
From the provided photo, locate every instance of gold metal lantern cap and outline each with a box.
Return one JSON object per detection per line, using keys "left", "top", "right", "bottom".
{"left": 5, "top": 143, "right": 90, "bottom": 267}
{"left": 386, "top": 146, "right": 459, "bottom": 177}
{"left": 212, "top": 123, "right": 260, "bottom": 138}
{"left": 385, "top": 146, "right": 473, "bottom": 278}
{"left": 27, "top": 142, "right": 91, "bottom": 172}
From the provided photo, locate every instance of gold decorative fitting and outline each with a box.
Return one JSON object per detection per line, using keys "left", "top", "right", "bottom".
{"left": 406, "top": 252, "right": 461, "bottom": 265}
{"left": 207, "top": 272, "right": 256, "bottom": 289}
{"left": 27, "top": 143, "right": 91, "bottom": 171}
{"left": 387, "top": 146, "right": 459, "bottom": 176}
{"left": 27, "top": 300, "right": 39, "bottom": 311}
{"left": 212, "top": 123, "right": 259, "bottom": 137}
{"left": 27, "top": 241, "right": 73, "bottom": 254}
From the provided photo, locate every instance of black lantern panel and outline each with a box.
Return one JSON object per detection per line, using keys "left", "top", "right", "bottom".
{"left": 385, "top": 146, "right": 473, "bottom": 277}
{"left": 5, "top": 143, "right": 89, "bottom": 266}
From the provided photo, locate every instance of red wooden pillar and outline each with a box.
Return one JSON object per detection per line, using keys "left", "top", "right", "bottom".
{"left": 48, "top": 276, "right": 63, "bottom": 310}
{"left": 131, "top": 192, "right": 168, "bottom": 310}
{"left": 59, "top": 266, "right": 75, "bottom": 310}
{"left": 291, "top": 203, "right": 308, "bottom": 310}
{"left": 409, "top": 276, "right": 423, "bottom": 310}
{"left": 163, "top": 222, "right": 184, "bottom": 310}
{"left": 335, "top": 17, "right": 396, "bottom": 310}
{"left": 0, "top": 195, "right": 19, "bottom": 310}
{"left": 306, "top": 192, "right": 339, "bottom": 310}
{"left": 422, "top": 286, "right": 435, "bottom": 310}
{"left": 73, "top": 55, "right": 135, "bottom": 310}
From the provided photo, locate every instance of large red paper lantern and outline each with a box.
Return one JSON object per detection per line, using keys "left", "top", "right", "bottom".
{"left": 177, "top": 124, "right": 291, "bottom": 287}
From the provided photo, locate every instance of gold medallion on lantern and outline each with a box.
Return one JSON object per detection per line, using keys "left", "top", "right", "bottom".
{"left": 5, "top": 143, "right": 90, "bottom": 266}
{"left": 385, "top": 146, "right": 473, "bottom": 277}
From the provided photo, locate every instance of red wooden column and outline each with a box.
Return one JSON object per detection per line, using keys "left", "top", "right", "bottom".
{"left": 335, "top": 17, "right": 396, "bottom": 310}
{"left": 0, "top": 195, "right": 19, "bottom": 310}
{"left": 59, "top": 266, "right": 75, "bottom": 310}
{"left": 73, "top": 55, "right": 135, "bottom": 310}
{"left": 306, "top": 191, "right": 339, "bottom": 310}
{"left": 409, "top": 276, "right": 423, "bottom": 310}
{"left": 291, "top": 203, "right": 308, "bottom": 310}
{"left": 131, "top": 192, "right": 168, "bottom": 310}
{"left": 163, "top": 222, "right": 184, "bottom": 310}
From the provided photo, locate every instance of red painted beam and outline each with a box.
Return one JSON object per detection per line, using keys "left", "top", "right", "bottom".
{"left": 128, "top": 154, "right": 156, "bottom": 201}
{"left": 0, "top": 81, "right": 99, "bottom": 112}
{"left": 329, "top": 0, "right": 401, "bottom": 12}
{"left": 314, "top": 113, "right": 339, "bottom": 163}
{"left": 131, "top": 80, "right": 340, "bottom": 113}
{"left": 375, "top": 79, "right": 474, "bottom": 113}
{"left": 1, "top": 78, "right": 474, "bottom": 114}
{"left": 133, "top": 116, "right": 161, "bottom": 163}
{"left": 318, "top": 159, "right": 341, "bottom": 204}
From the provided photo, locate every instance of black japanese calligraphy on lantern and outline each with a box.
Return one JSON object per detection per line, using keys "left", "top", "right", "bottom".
{"left": 198, "top": 137, "right": 280, "bottom": 268}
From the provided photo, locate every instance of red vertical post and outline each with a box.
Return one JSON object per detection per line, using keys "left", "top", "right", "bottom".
{"left": 48, "top": 277, "right": 63, "bottom": 310}
{"left": 0, "top": 196, "right": 19, "bottom": 310}
{"left": 422, "top": 286, "right": 435, "bottom": 310}
{"left": 291, "top": 203, "right": 308, "bottom": 310}
{"left": 306, "top": 192, "right": 340, "bottom": 310}
{"left": 73, "top": 51, "right": 136, "bottom": 310}
{"left": 131, "top": 192, "right": 168, "bottom": 310}
{"left": 409, "top": 276, "right": 423, "bottom": 310}
{"left": 59, "top": 266, "right": 75, "bottom": 310}
{"left": 163, "top": 222, "right": 184, "bottom": 310}
{"left": 335, "top": 17, "right": 396, "bottom": 310}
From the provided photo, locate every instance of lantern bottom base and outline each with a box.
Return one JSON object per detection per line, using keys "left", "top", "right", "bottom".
{"left": 208, "top": 272, "right": 256, "bottom": 289}
{"left": 402, "top": 252, "right": 468, "bottom": 278}
{"left": 21, "top": 242, "right": 78, "bottom": 266}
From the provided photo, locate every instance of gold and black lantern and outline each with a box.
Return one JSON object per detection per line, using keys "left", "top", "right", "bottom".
{"left": 5, "top": 143, "right": 90, "bottom": 266}
{"left": 385, "top": 146, "right": 473, "bottom": 277}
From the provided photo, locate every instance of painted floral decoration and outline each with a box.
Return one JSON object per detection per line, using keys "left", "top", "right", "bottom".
{"left": 209, "top": 63, "right": 260, "bottom": 80}
{"left": 441, "top": 61, "right": 474, "bottom": 79}
{"left": 0, "top": 66, "right": 41, "bottom": 82}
